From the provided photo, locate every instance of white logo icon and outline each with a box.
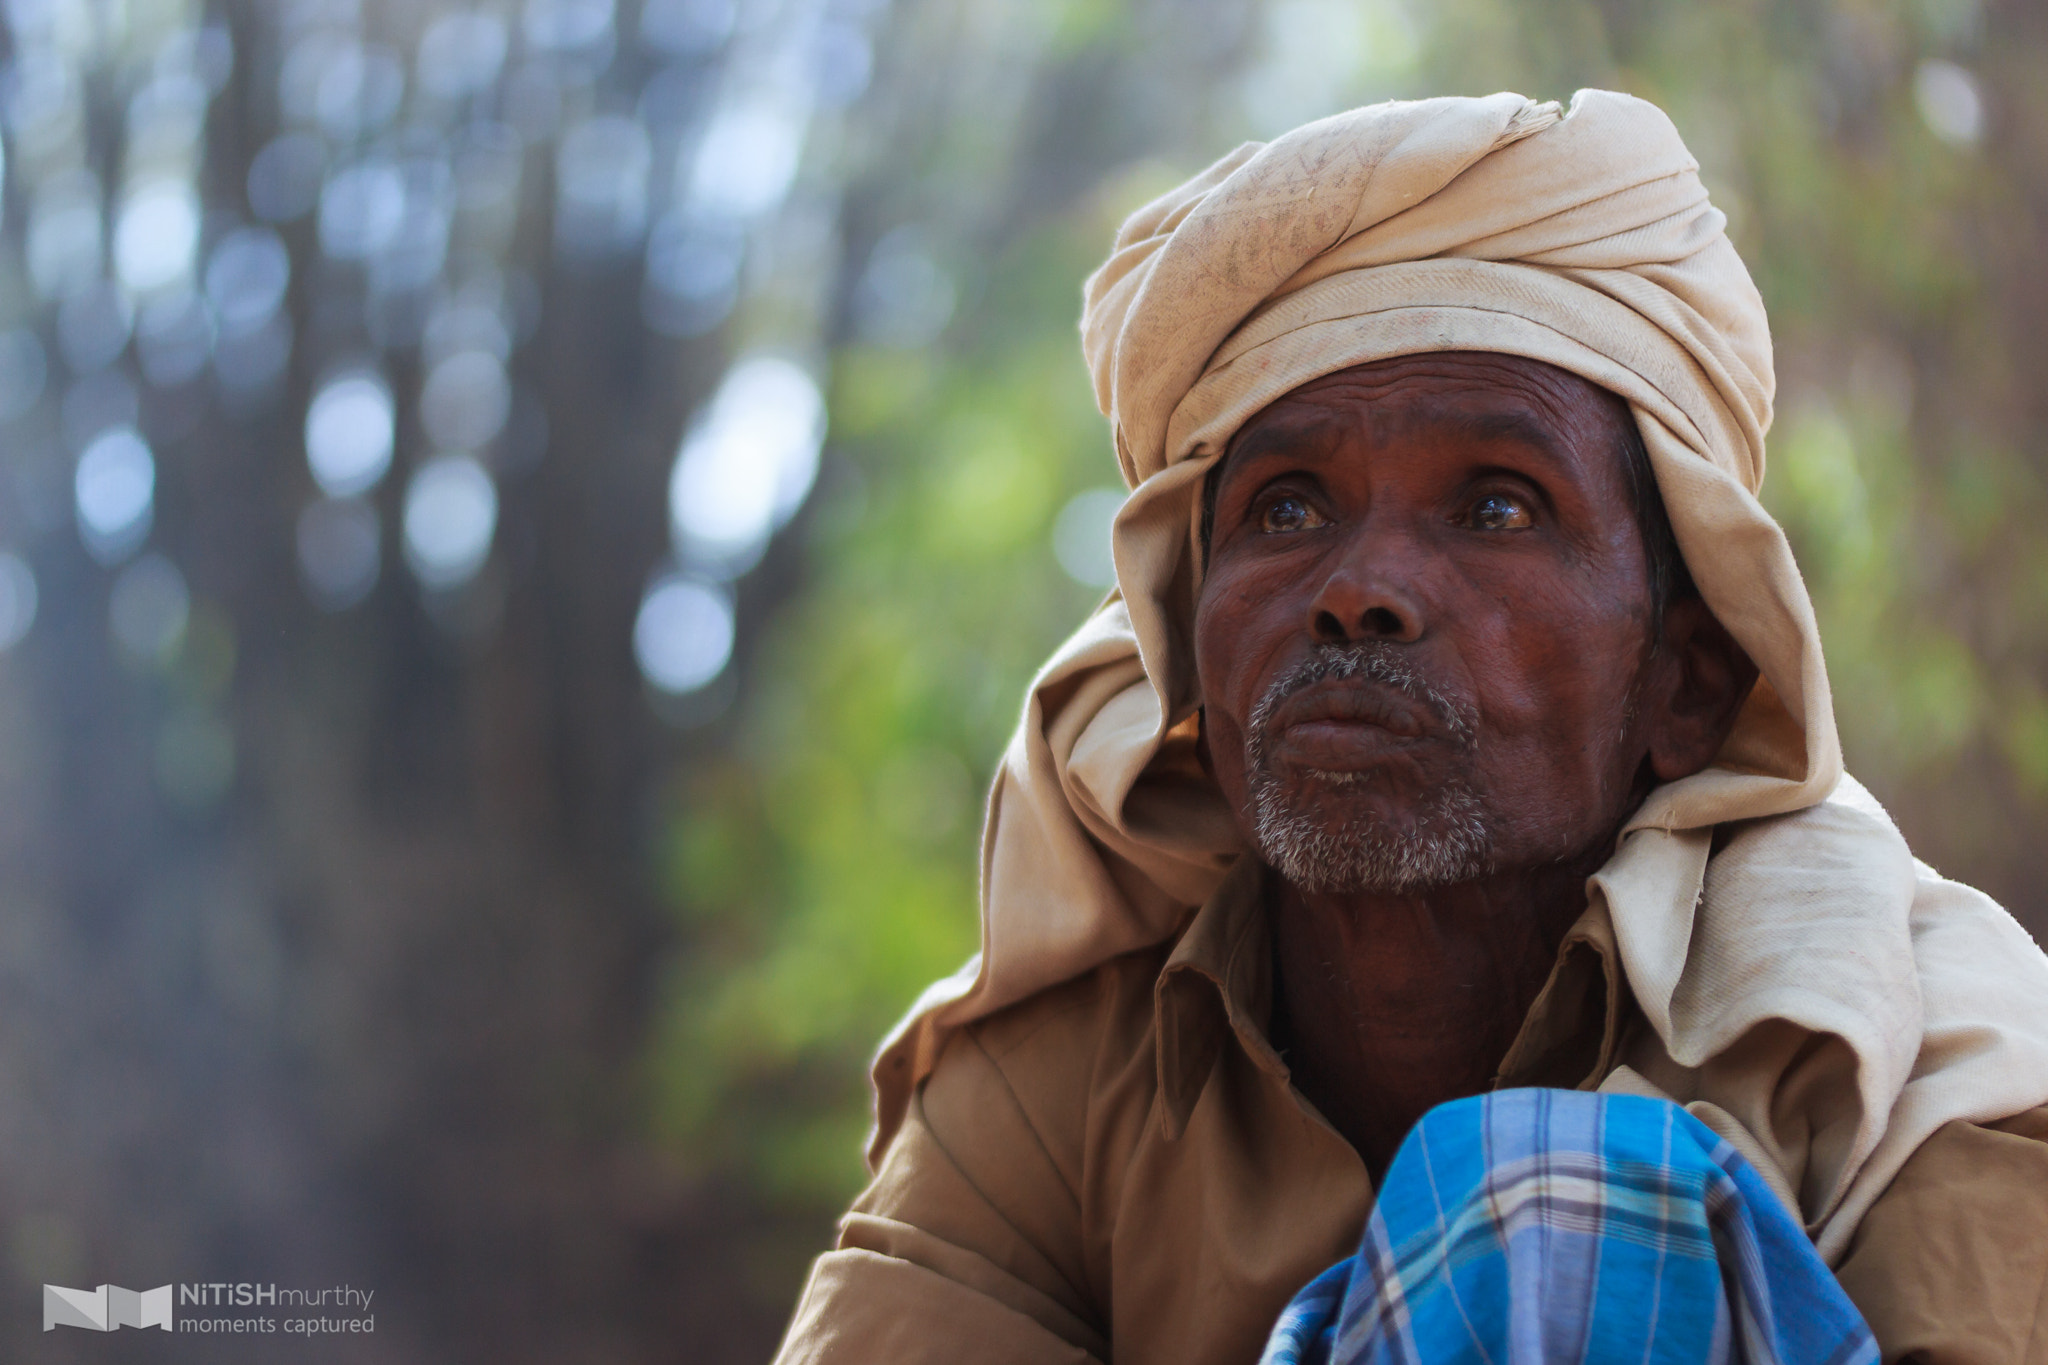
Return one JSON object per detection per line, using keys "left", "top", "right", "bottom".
{"left": 43, "top": 1283, "right": 173, "bottom": 1332}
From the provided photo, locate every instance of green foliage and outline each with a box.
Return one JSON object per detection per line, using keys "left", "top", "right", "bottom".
{"left": 648, "top": 206, "right": 1118, "bottom": 1207}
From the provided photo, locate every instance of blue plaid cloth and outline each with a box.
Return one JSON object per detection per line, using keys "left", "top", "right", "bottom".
{"left": 1261, "top": 1089, "right": 1879, "bottom": 1365}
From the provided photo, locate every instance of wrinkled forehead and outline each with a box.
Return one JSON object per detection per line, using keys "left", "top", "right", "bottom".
{"left": 1220, "top": 352, "right": 1635, "bottom": 467}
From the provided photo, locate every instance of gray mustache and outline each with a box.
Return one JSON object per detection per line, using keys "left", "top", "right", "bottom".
{"left": 1247, "top": 643, "right": 1477, "bottom": 754}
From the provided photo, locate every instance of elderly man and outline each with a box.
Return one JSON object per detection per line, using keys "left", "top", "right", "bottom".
{"left": 774, "top": 93, "right": 2048, "bottom": 1364}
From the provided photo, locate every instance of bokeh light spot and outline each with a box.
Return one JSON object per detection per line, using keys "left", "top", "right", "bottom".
{"left": 1052, "top": 487, "right": 1124, "bottom": 590}
{"left": 1915, "top": 60, "right": 1984, "bottom": 147}
{"left": 305, "top": 371, "right": 396, "bottom": 498}
{"left": 74, "top": 426, "right": 155, "bottom": 564}
{"left": 633, "top": 573, "right": 733, "bottom": 693}
{"left": 114, "top": 181, "right": 201, "bottom": 294}
{"left": 404, "top": 455, "right": 499, "bottom": 589}
{"left": 688, "top": 99, "right": 804, "bottom": 219}
{"left": 668, "top": 356, "right": 824, "bottom": 576}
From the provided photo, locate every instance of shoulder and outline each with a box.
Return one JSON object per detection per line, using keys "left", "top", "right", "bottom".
{"left": 964, "top": 944, "right": 1168, "bottom": 1090}
{"left": 805, "top": 959, "right": 1173, "bottom": 1364}
{"left": 925, "top": 944, "right": 1171, "bottom": 1191}
{"left": 1835, "top": 1107, "right": 2048, "bottom": 1363}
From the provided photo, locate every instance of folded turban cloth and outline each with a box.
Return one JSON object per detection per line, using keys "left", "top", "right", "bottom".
{"left": 869, "top": 89, "right": 2048, "bottom": 1261}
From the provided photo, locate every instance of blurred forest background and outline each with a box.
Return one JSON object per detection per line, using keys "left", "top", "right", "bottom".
{"left": 0, "top": 0, "right": 2040, "bottom": 1360}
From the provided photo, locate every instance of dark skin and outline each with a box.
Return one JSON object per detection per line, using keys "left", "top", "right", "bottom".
{"left": 1193, "top": 353, "right": 1757, "bottom": 1179}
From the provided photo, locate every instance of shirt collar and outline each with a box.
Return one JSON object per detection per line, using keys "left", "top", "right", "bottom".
{"left": 1153, "top": 856, "right": 1628, "bottom": 1140}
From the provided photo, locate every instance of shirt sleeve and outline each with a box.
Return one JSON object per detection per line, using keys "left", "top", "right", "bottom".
{"left": 1833, "top": 1107, "right": 2048, "bottom": 1363}
{"left": 770, "top": 1021, "right": 1110, "bottom": 1365}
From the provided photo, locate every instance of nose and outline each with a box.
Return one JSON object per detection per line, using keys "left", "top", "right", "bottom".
{"left": 1308, "top": 529, "right": 1427, "bottom": 644}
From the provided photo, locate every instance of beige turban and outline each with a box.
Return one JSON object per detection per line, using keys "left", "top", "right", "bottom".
{"left": 870, "top": 90, "right": 2048, "bottom": 1261}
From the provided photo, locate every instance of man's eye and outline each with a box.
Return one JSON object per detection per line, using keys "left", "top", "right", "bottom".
{"left": 1468, "top": 493, "right": 1533, "bottom": 531}
{"left": 1258, "top": 495, "right": 1326, "bottom": 533}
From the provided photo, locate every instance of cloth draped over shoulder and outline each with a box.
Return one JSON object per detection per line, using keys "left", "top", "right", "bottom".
{"left": 868, "top": 88, "right": 2048, "bottom": 1262}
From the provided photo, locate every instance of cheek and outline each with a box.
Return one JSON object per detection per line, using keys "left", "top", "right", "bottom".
{"left": 1194, "top": 565, "right": 1306, "bottom": 800}
{"left": 1463, "top": 598, "right": 1651, "bottom": 822}
{"left": 1194, "top": 564, "right": 1303, "bottom": 714}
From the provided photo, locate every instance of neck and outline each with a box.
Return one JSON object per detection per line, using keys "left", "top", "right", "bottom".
{"left": 1269, "top": 849, "right": 1605, "bottom": 1179}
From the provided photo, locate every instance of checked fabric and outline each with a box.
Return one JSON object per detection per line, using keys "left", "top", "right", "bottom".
{"left": 1261, "top": 1089, "right": 1879, "bottom": 1365}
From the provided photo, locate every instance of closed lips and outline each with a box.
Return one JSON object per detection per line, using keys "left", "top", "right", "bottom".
{"left": 1268, "top": 680, "right": 1432, "bottom": 742}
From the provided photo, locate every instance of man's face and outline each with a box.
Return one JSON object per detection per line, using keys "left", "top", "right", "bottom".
{"left": 1194, "top": 352, "right": 1661, "bottom": 894}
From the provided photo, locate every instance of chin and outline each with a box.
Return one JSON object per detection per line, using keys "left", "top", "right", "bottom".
{"left": 1249, "top": 770, "right": 1493, "bottom": 894}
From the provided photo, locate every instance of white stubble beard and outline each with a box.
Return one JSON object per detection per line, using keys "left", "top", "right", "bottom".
{"left": 1242, "top": 644, "right": 1493, "bottom": 895}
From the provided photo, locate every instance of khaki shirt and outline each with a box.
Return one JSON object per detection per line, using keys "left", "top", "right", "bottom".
{"left": 776, "top": 860, "right": 2048, "bottom": 1364}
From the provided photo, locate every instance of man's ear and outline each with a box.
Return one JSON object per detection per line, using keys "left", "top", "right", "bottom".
{"left": 1644, "top": 597, "right": 1760, "bottom": 784}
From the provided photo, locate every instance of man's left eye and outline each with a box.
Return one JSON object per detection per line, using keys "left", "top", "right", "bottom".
{"left": 1259, "top": 495, "right": 1327, "bottom": 533}
{"left": 1468, "top": 494, "right": 1533, "bottom": 531}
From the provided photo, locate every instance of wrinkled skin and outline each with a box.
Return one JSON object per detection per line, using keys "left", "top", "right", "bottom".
{"left": 1193, "top": 352, "right": 1756, "bottom": 1177}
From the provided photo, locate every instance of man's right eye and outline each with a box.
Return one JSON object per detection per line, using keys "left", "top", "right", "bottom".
{"left": 1258, "top": 494, "right": 1326, "bottom": 534}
